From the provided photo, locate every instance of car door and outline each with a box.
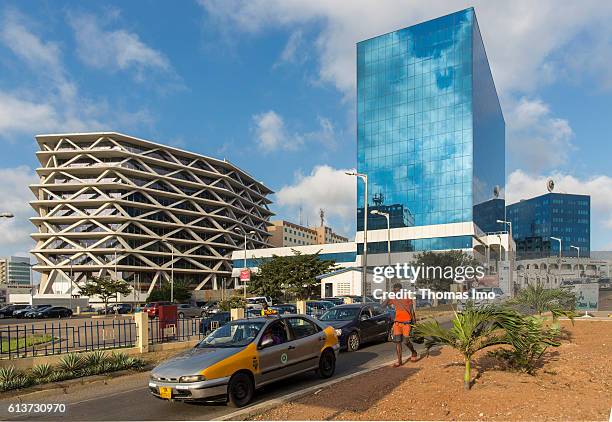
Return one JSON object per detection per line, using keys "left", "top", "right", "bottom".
{"left": 358, "top": 306, "right": 377, "bottom": 341}
{"left": 369, "top": 305, "right": 390, "bottom": 338}
{"left": 284, "top": 316, "right": 322, "bottom": 372}
{"left": 257, "top": 320, "right": 295, "bottom": 385}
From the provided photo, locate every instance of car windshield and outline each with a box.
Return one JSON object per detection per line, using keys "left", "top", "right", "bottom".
{"left": 320, "top": 308, "right": 359, "bottom": 321}
{"left": 197, "top": 321, "right": 265, "bottom": 348}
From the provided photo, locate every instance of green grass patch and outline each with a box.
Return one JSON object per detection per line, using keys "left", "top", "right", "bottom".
{"left": 0, "top": 334, "right": 53, "bottom": 353}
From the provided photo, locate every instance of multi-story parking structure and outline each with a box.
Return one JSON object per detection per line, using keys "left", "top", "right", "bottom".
{"left": 30, "top": 132, "right": 273, "bottom": 296}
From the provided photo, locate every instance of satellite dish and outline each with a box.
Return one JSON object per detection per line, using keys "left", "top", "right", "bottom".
{"left": 493, "top": 185, "right": 500, "bottom": 198}
{"left": 546, "top": 179, "right": 555, "bottom": 193}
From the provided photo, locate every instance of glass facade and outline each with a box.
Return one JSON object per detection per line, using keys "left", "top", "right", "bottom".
{"left": 507, "top": 193, "right": 590, "bottom": 258}
{"left": 356, "top": 8, "right": 504, "bottom": 252}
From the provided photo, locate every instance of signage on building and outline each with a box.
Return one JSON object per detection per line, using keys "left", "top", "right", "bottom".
{"left": 239, "top": 269, "right": 251, "bottom": 282}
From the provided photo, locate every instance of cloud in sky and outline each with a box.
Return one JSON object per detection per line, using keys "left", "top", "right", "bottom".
{"left": 275, "top": 165, "right": 356, "bottom": 235}
{"left": 0, "top": 8, "right": 154, "bottom": 141}
{"left": 68, "top": 11, "right": 172, "bottom": 81}
{"left": 0, "top": 166, "right": 38, "bottom": 258}
{"left": 252, "top": 110, "right": 336, "bottom": 152}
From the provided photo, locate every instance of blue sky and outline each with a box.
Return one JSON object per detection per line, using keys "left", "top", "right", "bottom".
{"left": 1, "top": 0, "right": 612, "bottom": 258}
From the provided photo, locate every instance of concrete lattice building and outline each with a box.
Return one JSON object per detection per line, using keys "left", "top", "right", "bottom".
{"left": 29, "top": 132, "right": 273, "bottom": 296}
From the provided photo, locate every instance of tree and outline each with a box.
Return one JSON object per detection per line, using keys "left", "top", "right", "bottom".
{"left": 249, "top": 250, "right": 338, "bottom": 301}
{"left": 412, "top": 250, "right": 482, "bottom": 291}
{"left": 146, "top": 281, "right": 191, "bottom": 303}
{"left": 219, "top": 296, "right": 246, "bottom": 311}
{"left": 79, "top": 276, "right": 131, "bottom": 315}
{"left": 510, "top": 282, "right": 575, "bottom": 319}
{"left": 414, "top": 305, "right": 516, "bottom": 390}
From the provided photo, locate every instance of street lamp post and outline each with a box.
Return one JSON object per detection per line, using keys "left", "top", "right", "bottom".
{"left": 346, "top": 171, "right": 368, "bottom": 302}
{"left": 570, "top": 245, "right": 580, "bottom": 259}
{"left": 371, "top": 210, "right": 390, "bottom": 294}
{"left": 550, "top": 236, "right": 562, "bottom": 258}
{"left": 234, "top": 228, "right": 256, "bottom": 301}
{"left": 497, "top": 220, "right": 514, "bottom": 297}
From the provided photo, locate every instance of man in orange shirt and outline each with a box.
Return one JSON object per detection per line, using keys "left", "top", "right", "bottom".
{"left": 382, "top": 282, "right": 418, "bottom": 367}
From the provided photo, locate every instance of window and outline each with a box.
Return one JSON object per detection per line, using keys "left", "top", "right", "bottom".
{"left": 286, "top": 317, "right": 319, "bottom": 339}
{"left": 259, "top": 320, "right": 289, "bottom": 346}
{"left": 370, "top": 305, "right": 383, "bottom": 316}
{"left": 360, "top": 307, "right": 372, "bottom": 319}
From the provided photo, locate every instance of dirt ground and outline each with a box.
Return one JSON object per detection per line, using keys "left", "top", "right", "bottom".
{"left": 254, "top": 320, "right": 612, "bottom": 421}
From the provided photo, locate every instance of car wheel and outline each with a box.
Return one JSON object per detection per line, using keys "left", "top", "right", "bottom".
{"left": 200, "top": 311, "right": 206, "bottom": 317}
{"left": 316, "top": 349, "right": 336, "bottom": 379}
{"left": 227, "top": 372, "right": 254, "bottom": 408}
{"left": 347, "top": 331, "right": 360, "bottom": 352}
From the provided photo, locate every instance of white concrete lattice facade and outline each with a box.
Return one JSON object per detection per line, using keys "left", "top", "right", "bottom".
{"left": 30, "top": 132, "right": 273, "bottom": 295}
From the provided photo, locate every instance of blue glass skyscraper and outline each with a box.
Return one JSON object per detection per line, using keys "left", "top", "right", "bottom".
{"left": 507, "top": 193, "right": 590, "bottom": 258}
{"left": 356, "top": 8, "right": 505, "bottom": 257}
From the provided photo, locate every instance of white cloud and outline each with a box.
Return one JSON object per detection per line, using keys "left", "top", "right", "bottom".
{"left": 507, "top": 170, "right": 612, "bottom": 249}
{"left": 506, "top": 97, "right": 574, "bottom": 173}
{"left": 0, "top": 9, "right": 152, "bottom": 141}
{"left": 275, "top": 165, "right": 356, "bottom": 234}
{"left": 68, "top": 12, "right": 172, "bottom": 80}
{"left": 252, "top": 110, "right": 336, "bottom": 152}
{"left": 276, "top": 30, "right": 304, "bottom": 66}
{"left": 0, "top": 166, "right": 38, "bottom": 257}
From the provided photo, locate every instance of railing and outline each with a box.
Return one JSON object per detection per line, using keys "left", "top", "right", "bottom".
{"left": 148, "top": 317, "right": 204, "bottom": 345}
{"left": 0, "top": 319, "right": 137, "bottom": 359}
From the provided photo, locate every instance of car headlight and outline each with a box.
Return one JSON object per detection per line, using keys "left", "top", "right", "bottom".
{"left": 334, "top": 328, "right": 342, "bottom": 337}
{"left": 179, "top": 375, "right": 206, "bottom": 383}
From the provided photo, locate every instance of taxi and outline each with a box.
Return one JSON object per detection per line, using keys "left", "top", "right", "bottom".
{"left": 148, "top": 314, "right": 339, "bottom": 407}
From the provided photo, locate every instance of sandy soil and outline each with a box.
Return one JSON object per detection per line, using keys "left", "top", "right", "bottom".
{"left": 254, "top": 320, "right": 612, "bottom": 421}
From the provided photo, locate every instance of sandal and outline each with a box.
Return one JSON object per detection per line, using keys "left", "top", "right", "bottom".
{"left": 410, "top": 353, "right": 418, "bottom": 362}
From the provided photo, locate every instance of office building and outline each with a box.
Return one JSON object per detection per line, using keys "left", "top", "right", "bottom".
{"left": 0, "top": 256, "right": 32, "bottom": 286}
{"left": 507, "top": 193, "right": 590, "bottom": 259}
{"left": 30, "top": 132, "right": 273, "bottom": 295}
{"left": 356, "top": 8, "right": 505, "bottom": 262}
{"left": 266, "top": 220, "right": 348, "bottom": 248}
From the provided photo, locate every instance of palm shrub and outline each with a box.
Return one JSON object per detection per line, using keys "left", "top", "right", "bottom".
{"left": 510, "top": 282, "right": 576, "bottom": 319}
{"left": 489, "top": 315, "right": 561, "bottom": 374}
{"left": 31, "top": 363, "right": 53, "bottom": 381}
{"left": 84, "top": 350, "right": 108, "bottom": 368}
{"left": 0, "top": 366, "right": 18, "bottom": 390}
{"left": 414, "top": 305, "right": 515, "bottom": 390}
{"left": 58, "top": 353, "right": 85, "bottom": 374}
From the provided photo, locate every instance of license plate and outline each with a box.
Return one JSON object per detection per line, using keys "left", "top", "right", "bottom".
{"left": 159, "top": 386, "right": 172, "bottom": 399}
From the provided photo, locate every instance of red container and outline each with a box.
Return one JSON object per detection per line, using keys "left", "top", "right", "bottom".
{"left": 158, "top": 304, "right": 178, "bottom": 340}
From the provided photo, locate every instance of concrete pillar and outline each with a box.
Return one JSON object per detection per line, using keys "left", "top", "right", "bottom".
{"left": 134, "top": 311, "right": 149, "bottom": 353}
{"left": 230, "top": 308, "right": 245, "bottom": 321}
{"left": 75, "top": 306, "right": 81, "bottom": 315}
{"left": 296, "top": 300, "right": 306, "bottom": 314}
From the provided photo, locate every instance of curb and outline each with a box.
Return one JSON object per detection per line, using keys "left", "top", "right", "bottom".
{"left": 215, "top": 359, "right": 396, "bottom": 421}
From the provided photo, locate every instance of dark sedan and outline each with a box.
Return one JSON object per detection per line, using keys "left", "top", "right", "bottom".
{"left": 13, "top": 304, "right": 51, "bottom": 318}
{"left": 271, "top": 303, "right": 297, "bottom": 315}
{"left": 319, "top": 303, "right": 391, "bottom": 352}
{"left": 27, "top": 306, "right": 73, "bottom": 319}
{"left": 0, "top": 304, "right": 30, "bottom": 318}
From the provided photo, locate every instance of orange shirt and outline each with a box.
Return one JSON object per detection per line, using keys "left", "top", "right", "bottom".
{"left": 390, "top": 298, "right": 413, "bottom": 322}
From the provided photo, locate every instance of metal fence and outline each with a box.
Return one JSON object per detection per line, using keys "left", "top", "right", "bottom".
{"left": 0, "top": 319, "right": 137, "bottom": 359}
{"left": 148, "top": 317, "right": 204, "bottom": 345}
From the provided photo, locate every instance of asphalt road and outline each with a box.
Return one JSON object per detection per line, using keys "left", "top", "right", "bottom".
{"left": 0, "top": 338, "right": 415, "bottom": 421}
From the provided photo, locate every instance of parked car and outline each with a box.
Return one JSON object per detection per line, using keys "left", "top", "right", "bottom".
{"left": 27, "top": 306, "right": 73, "bottom": 319}
{"left": 319, "top": 303, "right": 392, "bottom": 352}
{"left": 0, "top": 304, "right": 30, "bottom": 318}
{"left": 13, "top": 304, "right": 51, "bottom": 318}
{"left": 271, "top": 303, "right": 297, "bottom": 315}
{"left": 177, "top": 303, "right": 205, "bottom": 318}
{"left": 201, "top": 300, "right": 220, "bottom": 315}
{"left": 150, "top": 314, "right": 339, "bottom": 406}
{"left": 199, "top": 311, "right": 231, "bottom": 334}
{"left": 246, "top": 296, "right": 272, "bottom": 307}
{"left": 338, "top": 295, "right": 378, "bottom": 304}
{"left": 144, "top": 301, "right": 172, "bottom": 318}
{"left": 321, "top": 297, "right": 346, "bottom": 306}
{"left": 113, "top": 303, "right": 133, "bottom": 314}
{"left": 305, "top": 300, "right": 335, "bottom": 318}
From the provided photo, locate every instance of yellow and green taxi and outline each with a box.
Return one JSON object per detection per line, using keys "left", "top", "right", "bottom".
{"left": 149, "top": 314, "right": 339, "bottom": 407}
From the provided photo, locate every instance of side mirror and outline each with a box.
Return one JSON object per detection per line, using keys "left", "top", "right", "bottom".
{"left": 259, "top": 337, "right": 274, "bottom": 349}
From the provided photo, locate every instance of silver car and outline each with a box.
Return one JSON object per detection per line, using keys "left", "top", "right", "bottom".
{"left": 149, "top": 315, "right": 339, "bottom": 407}
{"left": 176, "top": 303, "right": 205, "bottom": 318}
